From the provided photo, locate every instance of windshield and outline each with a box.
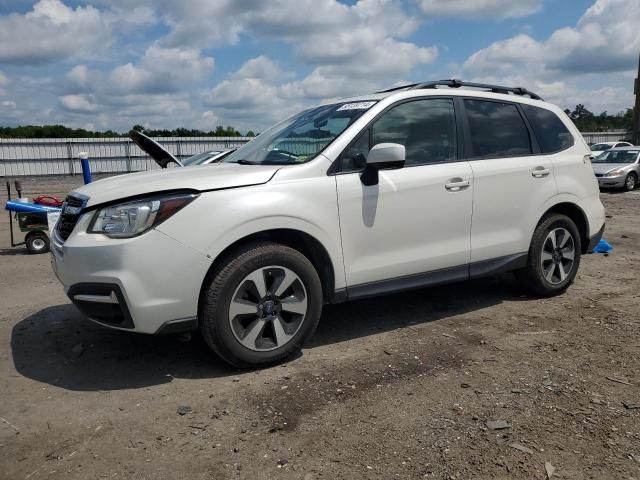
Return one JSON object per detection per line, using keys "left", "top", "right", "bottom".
{"left": 590, "top": 143, "right": 613, "bottom": 151}
{"left": 223, "top": 101, "right": 377, "bottom": 165}
{"left": 182, "top": 150, "right": 222, "bottom": 166}
{"left": 592, "top": 150, "right": 639, "bottom": 163}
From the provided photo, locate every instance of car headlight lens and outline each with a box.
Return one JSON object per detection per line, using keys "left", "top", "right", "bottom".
{"left": 604, "top": 169, "right": 625, "bottom": 177}
{"left": 88, "top": 192, "right": 197, "bottom": 238}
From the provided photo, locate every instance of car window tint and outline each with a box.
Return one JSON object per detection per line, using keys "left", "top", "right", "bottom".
{"left": 464, "top": 99, "right": 532, "bottom": 158}
{"left": 341, "top": 129, "right": 370, "bottom": 172}
{"left": 522, "top": 104, "right": 574, "bottom": 153}
{"left": 371, "top": 98, "right": 457, "bottom": 166}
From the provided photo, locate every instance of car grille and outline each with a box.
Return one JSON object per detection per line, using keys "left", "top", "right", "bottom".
{"left": 56, "top": 195, "right": 87, "bottom": 241}
{"left": 595, "top": 173, "right": 603, "bottom": 177}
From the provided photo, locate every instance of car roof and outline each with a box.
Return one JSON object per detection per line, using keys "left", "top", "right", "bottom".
{"left": 337, "top": 88, "right": 550, "bottom": 107}
{"left": 608, "top": 146, "right": 638, "bottom": 151}
{"left": 334, "top": 79, "right": 557, "bottom": 110}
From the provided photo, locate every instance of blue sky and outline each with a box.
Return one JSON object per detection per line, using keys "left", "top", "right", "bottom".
{"left": 0, "top": 0, "right": 638, "bottom": 133}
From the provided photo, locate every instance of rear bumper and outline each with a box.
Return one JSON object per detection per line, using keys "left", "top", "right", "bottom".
{"left": 587, "top": 223, "right": 605, "bottom": 253}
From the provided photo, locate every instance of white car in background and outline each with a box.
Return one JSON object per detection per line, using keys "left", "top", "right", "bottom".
{"left": 590, "top": 141, "right": 633, "bottom": 157}
{"left": 52, "top": 80, "right": 605, "bottom": 368}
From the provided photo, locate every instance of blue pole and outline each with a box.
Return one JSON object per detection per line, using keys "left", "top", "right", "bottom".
{"left": 78, "top": 152, "right": 92, "bottom": 184}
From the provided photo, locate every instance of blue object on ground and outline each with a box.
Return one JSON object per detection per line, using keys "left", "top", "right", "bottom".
{"left": 81, "top": 157, "right": 92, "bottom": 184}
{"left": 591, "top": 238, "right": 613, "bottom": 254}
{"left": 5, "top": 200, "right": 61, "bottom": 214}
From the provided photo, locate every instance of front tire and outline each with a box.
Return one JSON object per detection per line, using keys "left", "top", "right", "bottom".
{"left": 624, "top": 172, "right": 637, "bottom": 191}
{"left": 200, "top": 242, "right": 323, "bottom": 368}
{"left": 517, "top": 214, "right": 581, "bottom": 297}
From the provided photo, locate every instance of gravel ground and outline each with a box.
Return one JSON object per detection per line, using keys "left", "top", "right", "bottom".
{"left": 1, "top": 176, "right": 639, "bottom": 480}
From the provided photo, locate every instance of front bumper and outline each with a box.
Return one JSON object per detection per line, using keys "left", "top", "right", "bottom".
{"left": 51, "top": 214, "right": 210, "bottom": 334}
{"left": 597, "top": 175, "right": 625, "bottom": 188}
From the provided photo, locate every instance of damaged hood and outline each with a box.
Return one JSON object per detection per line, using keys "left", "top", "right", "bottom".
{"left": 72, "top": 163, "right": 281, "bottom": 207}
{"left": 129, "top": 130, "right": 182, "bottom": 168}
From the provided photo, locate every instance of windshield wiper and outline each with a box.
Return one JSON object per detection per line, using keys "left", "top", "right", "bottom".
{"left": 232, "top": 159, "right": 259, "bottom": 165}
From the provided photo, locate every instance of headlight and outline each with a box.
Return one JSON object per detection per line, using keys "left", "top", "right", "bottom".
{"left": 88, "top": 192, "right": 197, "bottom": 238}
{"left": 604, "top": 169, "right": 625, "bottom": 177}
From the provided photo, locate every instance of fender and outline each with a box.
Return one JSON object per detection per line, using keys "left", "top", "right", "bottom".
{"left": 156, "top": 179, "right": 347, "bottom": 290}
{"left": 202, "top": 214, "right": 346, "bottom": 290}
{"left": 529, "top": 192, "right": 593, "bottom": 243}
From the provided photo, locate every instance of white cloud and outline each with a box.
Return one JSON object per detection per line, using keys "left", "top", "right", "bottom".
{"left": 64, "top": 45, "right": 213, "bottom": 97}
{"left": 47, "top": 0, "right": 436, "bottom": 131}
{"left": 202, "top": 40, "right": 435, "bottom": 131}
{"left": 55, "top": 44, "right": 214, "bottom": 130}
{"left": 459, "top": 0, "right": 638, "bottom": 114}
{"left": 233, "top": 56, "right": 291, "bottom": 82}
{"left": 4, "top": 0, "right": 632, "bottom": 134}
{"left": 1, "top": 100, "right": 17, "bottom": 109}
{"left": 197, "top": 0, "right": 440, "bottom": 132}
{"left": 0, "top": 0, "right": 111, "bottom": 64}
{"left": 98, "top": 0, "right": 432, "bottom": 80}
{"left": 203, "top": 77, "right": 297, "bottom": 128}
{"left": 546, "top": 0, "right": 640, "bottom": 73}
{"left": 417, "top": 0, "right": 541, "bottom": 19}
{"left": 463, "top": 34, "right": 544, "bottom": 75}
{"left": 59, "top": 94, "right": 99, "bottom": 113}
{"left": 464, "top": 0, "right": 640, "bottom": 76}
{"left": 108, "top": 46, "right": 214, "bottom": 94}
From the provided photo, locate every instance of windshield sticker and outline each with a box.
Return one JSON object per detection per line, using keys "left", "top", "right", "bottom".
{"left": 337, "top": 101, "right": 376, "bottom": 111}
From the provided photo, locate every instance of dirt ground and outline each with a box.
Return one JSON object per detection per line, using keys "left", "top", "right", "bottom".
{"left": 1, "top": 176, "right": 639, "bottom": 480}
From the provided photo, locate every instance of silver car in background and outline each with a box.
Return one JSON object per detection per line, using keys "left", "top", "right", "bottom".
{"left": 592, "top": 146, "right": 640, "bottom": 191}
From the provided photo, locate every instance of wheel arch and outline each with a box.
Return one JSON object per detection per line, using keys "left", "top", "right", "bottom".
{"left": 199, "top": 228, "right": 337, "bottom": 316}
{"left": 538, "top": 202, "right": 590, "bottom": 253}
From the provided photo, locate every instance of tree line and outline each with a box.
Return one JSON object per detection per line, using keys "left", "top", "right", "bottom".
{"left": 0, "top": 105, "right": 636, "bottom": 138}
{"left": 0, "top": 124, "right": 256, "bottom": 139}
{"left": 563, "top": 105, "right": 635, "bottom": 132}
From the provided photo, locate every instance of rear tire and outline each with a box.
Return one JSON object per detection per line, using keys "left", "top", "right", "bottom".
{"left": 199, "top": 242, "right": 323, "bottom": 369}
{"left": 624, "top": 172, "right": 637, "bottom": 191}
{"left": 25, "top": 231, "right": 50, "bottom": 254}
{"left": 516, "top": 214, "right": 581, "bottom": 297}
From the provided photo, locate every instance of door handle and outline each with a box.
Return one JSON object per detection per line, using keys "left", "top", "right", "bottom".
{"left": 531, "top": 166, "right": 550, "bottom": 178}
{"left": 445, "top": 179, "right": 470, "bottom": 191}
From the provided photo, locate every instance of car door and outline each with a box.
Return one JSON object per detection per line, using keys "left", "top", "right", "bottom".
{"left": 461, "top": 98, "right": 558, "bottom": 267}
{"left": 335, "top": 97, "right": 473, "bottom": 294}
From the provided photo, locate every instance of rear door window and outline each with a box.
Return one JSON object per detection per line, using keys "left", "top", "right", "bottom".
{"left": 522, "top": 104, "right": 574, "bottom": 153}
{"left": 463, "top": 99, "right": 532, "bottom": 158}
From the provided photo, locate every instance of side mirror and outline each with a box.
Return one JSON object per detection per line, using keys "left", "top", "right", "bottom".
{"left": 361, "top": 143, "right": 405, "bottom": 186}
{"left": 367, "top": 143, "right": 405, "bottom": 167}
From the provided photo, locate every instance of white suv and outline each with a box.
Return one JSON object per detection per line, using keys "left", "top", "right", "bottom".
{"left": 51, "top": 80, "right": 605, "bottom": 368}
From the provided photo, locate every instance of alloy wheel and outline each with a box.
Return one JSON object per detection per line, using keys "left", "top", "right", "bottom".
{"left": 540, "top": 227, "right": 576, "bottom": 285}
{"left": 228, "top": 266, "right": 308, "bottom": 352}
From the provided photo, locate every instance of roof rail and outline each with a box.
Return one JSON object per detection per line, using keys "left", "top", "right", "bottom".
{"left": 376, "top": 83, "right": 419, "bottom": 93}
{"left": 376, "top": 79, "right": 543, "bottom": 100}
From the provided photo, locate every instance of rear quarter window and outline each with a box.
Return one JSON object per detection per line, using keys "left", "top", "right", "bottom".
{"left": 522, "top": 104, "right": 574, "bottom": 154}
